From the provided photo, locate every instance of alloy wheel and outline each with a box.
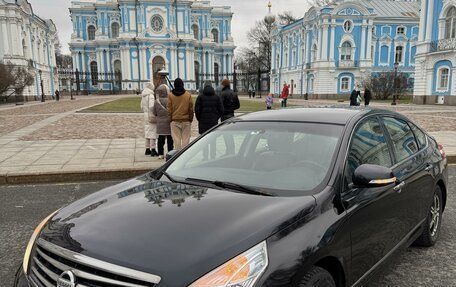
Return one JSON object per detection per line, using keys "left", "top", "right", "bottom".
{"left": 429, "top": 193, "right": 440, "bottom": 237}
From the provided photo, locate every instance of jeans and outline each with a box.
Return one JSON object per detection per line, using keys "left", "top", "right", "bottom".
{"left": 171, "top": 121, "right": 192, "bottom": 150}
{"left": 281, "top": 98, "right": 287, "bottom": 107}
{"left": 158, "top": 135, "right": 174, "bottom": 155}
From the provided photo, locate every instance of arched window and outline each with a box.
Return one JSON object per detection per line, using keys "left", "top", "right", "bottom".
{"left": 312, "top": 44, "right": 317, "bottom": 62}
{"left": 192, "top": 25, "right": 199, "bottom": 40}
{"left": 88, "top": 25, "right": 96, "bottom": 41}
{"left": 341, "top": 41, "right": 352, "bottom": 60}
{"left": 445, "top": 7, "right": 456, "bottom": 39}
{"left": 214, "top": 63, "right": 220, "bottom": 84}
{"left": 194, "top": 61, "right": 200, "bottom": 89}
{"left": 90, "top": 61, "right": 98, "bottom": 85}
{"left": 340, "top": 77, "right": 350, "bottom": 91}
{"left": 111, "top": 23, "right": 120, "bottom": 38}
{"left": 438, "top": 67, "right": 449, "bottom": 90}
{"left": 114, "top": 60, "right": 122, "bottom": 85}
{"left": 212, "top": 29, "right": 219, "bottom": 43}
{"left": 395, "top": 46, "right": 404, "bottom": 63}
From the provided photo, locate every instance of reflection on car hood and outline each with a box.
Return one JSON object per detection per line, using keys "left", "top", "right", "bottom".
{"left": 40, "top": 174, "right": 316, "bottom": 287}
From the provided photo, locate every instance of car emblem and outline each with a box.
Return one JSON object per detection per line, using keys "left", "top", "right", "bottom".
{"left": 56, "top": 270, "right": 76, "bottom": 287}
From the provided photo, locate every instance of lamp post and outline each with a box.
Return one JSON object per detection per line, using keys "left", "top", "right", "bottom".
{"left": 392, "top": 61, "right": 399, "bottom": 105}
{"left": 38, "top": 70, "right": 45, "bottom": 102}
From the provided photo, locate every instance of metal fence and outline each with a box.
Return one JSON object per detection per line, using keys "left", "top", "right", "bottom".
{"left": 58, "top": 69, "right": 122, "bottom": 95}
{"left": 196, "top": 70, "right": 271, "bottom": 94}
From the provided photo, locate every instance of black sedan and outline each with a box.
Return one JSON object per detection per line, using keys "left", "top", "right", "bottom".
{"left": 15, "top": 108, "right": 448, "bottom": 287}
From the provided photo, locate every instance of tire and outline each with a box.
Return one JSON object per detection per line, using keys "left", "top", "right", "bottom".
{"left": 299, "top": 266, "right": 336, "bottom": 287}
{"left": 414, "top": 186, "right": 443, "bottom": 247}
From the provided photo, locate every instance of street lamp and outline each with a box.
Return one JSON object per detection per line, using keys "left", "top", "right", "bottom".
{"left": 38, "top": 70, "right": 45, "bottom": 102}
{"left": 392, "top": 62, "right": 399, "bottom": 105}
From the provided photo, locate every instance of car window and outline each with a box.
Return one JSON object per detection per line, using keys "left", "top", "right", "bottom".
{"left": 409, "top": 122, "right": 427, "bottom": 150}
{"left": 166, "top": 122, "right": 342, "bottom": 194}
{"left": 346, "top": 117, "right": 392, "bottom": 184}
{"left": 382, "top": 117, "right": 419, "bottom": 163}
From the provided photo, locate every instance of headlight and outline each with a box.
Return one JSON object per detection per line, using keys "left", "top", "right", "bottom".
{"left": 189, "top": 241, "right": 268, "bottom": 287}
{"left": 23, "top": 210, "right": 59, "bottom": 274}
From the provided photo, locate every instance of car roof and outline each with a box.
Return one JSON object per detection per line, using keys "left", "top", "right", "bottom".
{"left": 234, "top": 107, "right": 399, "bottom": 125}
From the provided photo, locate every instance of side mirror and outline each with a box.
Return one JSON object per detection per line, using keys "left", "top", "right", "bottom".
{"left": 166, "top": 150, "right": 179, "bottom": 162}
{"left": 353, "top": 164, "right": 397, "bottom": 188}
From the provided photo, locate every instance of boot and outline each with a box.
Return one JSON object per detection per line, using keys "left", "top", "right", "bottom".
{"left": 151, "top": 149, "right": 159, "bottom": 157}
{"left": 145, "top": 148, "right": 151, "bottom": 155}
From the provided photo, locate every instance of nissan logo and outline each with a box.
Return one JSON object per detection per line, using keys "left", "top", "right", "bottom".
{"left": 56, "top": 270, "right": 76, "bottom": 287}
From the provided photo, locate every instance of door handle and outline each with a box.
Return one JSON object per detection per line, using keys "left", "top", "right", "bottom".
{"left": 393, "top": 181, "right": 406, "bottom": 193}
{"left": 424, "top": 164, "right": 433, "bottom": 172}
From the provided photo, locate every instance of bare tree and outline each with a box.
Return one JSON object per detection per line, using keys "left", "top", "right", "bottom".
{"left": 0, "top": 62, "right": 34, "bottom": 98}
{"left": 278, "top": 11, "right": 299, "bottom": 26}
{"left": 359, "top": 72, "right": 412, "bottom": 100}
{"left": 246, "top": 18, "right": 274, "bottom": 72}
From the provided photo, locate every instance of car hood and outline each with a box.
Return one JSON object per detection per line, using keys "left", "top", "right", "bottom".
{"left": 40, "top": 174, "right": 316, "bottom": 286}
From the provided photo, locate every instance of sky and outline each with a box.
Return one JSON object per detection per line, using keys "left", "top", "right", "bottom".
{"left": 28, "top": 0, "right": 311, "bottom": 54}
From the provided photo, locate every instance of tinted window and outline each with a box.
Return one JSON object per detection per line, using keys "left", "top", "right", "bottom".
{"left": 346, "top": 118, "right": 392, "bottom": 184}
{"left": 409, "top": 122, "right": 427, "bottom": 150}
{"left": 383, "top": 117, "right": 419, "bottom": 163}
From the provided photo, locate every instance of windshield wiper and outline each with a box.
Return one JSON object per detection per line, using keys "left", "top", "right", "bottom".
{"left": 157, "top": 170, "right": 176, "bottom": 183}
{"left": 185, "top": 178, "right": 274, "bottom": 196}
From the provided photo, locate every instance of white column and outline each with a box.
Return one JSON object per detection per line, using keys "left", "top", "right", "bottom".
{"left": 140, "top": 47, "right": 147, "bottom": 80}
{"left": 361, "top": 20, "right": 367, "bottom": 59}
{"left": 319, "top": 26, "right": 323, "bottom": 60}
{"left": 367, "top": 22, "right": 373, "bottom": 60}
{"left": 321, "top": 22, "right": 329, "bottom": 61}
{"left": 2, "top": 21, "right": 10, "bottom": 55}
{"left": 330, "top": 21, "right": 336, "bottom": 60}
{"left": 418, "top": 0, "right": 427, "bottom": 42}
{"left": 75, "top": 53, "right": 81, "bottom": 72}
{"left": 10, "top": 21, "right": 19, "bottom": 56}
{"left": 305, "top": 31, "right": 309, "bottom": 64}
{"left": 425, "top": 0, "right": 434, "bottom": 41}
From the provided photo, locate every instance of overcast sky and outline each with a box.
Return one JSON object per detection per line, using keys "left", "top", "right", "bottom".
{"left": 28, "top": 0, "right": 311, "bottom": 54}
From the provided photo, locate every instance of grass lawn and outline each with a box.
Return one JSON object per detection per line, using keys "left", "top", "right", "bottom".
{"left": 81, "top": 96, "right": 292, "bottom": 113}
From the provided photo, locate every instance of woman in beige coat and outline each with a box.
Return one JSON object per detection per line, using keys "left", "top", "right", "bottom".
{"left": 140, "top": 80, "right": 158, "bottom": 156}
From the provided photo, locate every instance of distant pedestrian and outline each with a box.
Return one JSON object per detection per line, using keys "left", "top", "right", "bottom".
{"left": 220, "top": 79, "right": 240, "bottom": 122}
{"left": 195, "top": 85, "right": 224, "bottom": 134}
{"left": 350, "top": 89, "right": 358, "bottom": 106}
{"left": 141, "top": 80, "right": 158, "bottom": 157}
{"left": 356, "top": 90, "right": 362, "bottom": 106}
{"left": 167, "top": 78, "right": 193, "bottom": 150}
{"left": 265, "top": 93, "right": 274, "bottom": 110}
{"left": 153, "top": 84, "right": 174, "bottom": 160}
{"left": 364, "top": 88, "right": 372, "bottom": 106}
{"left": 281, "top": 83, "right": 289, "bottom": 107}
{"left": 248, "top": 89, "right": 252, "bottom": 99}
{"left": 55, "top": 90, "right": 60, "bottom": 101}
{"left": 252, "top": 89, "right": 256, "bottom": 98}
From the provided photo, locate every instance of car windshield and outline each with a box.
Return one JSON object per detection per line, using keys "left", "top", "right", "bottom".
{"left": 166, "top": 121, "right": 342, "bottom": 195}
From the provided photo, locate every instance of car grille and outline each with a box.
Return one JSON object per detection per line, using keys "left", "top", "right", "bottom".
{"left": 29, "top": 238, "right": 161, "bottom": 287}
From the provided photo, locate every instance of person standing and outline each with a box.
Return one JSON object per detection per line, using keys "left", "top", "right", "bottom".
{"left": 265, "top": 93, "right": 274, "bottom": 110}
{"left": 54, "top": 90, "right": 60, "bottom": 101}
{"left": 153, "top": 84, "right": 174, "bottom": 160}
{"left": 141, "top": 80, "right": 158, "bottom": 156}
{"left": 350, "top": 88, "right": 358, "bottom": 106}
{"left": 220, "top": 79, "right": 240, "bottom": 122}
{"left": 364, "top": 88, "right": 372, "bottom": 106}
{"left": 195, "top": 85, "right": 224, "bottom": 134}
{"left": 167, "top": 78, "right": 194, "bottom": 150}
{"left": 281, "top": 83, "right": 289, "bottom": 108}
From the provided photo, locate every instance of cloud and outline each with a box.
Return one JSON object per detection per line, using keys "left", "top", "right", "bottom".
{"left": 28, "top": 0, "right": 311, "bottom": 54}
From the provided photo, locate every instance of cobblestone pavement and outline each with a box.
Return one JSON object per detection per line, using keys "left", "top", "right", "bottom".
{"left": 0, "top": 115, "right": 50, "bottom": 136}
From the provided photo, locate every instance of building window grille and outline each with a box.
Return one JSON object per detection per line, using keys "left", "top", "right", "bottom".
{"left": 439, "top": 68, "right": 449, "bottom": 90}
{"left": 111, "top": 23, "right": 120, "bottom": 38}
{"left": 341, "top": 77, "right": 350, "bottom": 91}
{"left": 341, "top": 41, "right": 352, "bottom": 60}
{"left": 395, "top": 46, "right": 404, "bottom": 63}
{"left": 88, "top": 25, "right": 96, "bottom": 41}
{"left": 212, "top": 29, "right": 219, "bottom": 43}
{"left": 90, "top": 61, "right": 98, "bottom": 85}
{"left": 446, "top": 7, "right": 456, "bottom": 39}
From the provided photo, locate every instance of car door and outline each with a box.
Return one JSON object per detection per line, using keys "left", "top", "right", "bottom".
{"left": 341, "top": 116, "right": 409, "bottom": 284}
{"left": 382, "top": 117, "right": 435, "bottom": 229}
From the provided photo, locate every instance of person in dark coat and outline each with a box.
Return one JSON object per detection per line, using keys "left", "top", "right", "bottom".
{"left": 195, "top": 85, "right": 224, "bottom": 135}
{"left": 350, "top": 89, "right": 358, "bottom": 106}
{"left": 153, "top": 84, "right": 174, "bottom": 159}
{"left": 364, "top": 88, "right": 372, "bottom": 106}
{"left": 220, "top": 79, "right": 240, "bottom": 121}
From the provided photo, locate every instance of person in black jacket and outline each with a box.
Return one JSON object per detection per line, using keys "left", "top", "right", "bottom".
{"left": 350, "top": 89, "right": 358, "bottom": 106}
{"left": 195, "top": 85, "right": 224, "bottom": 135}
{"left": 220, "top": 79, "right": 240, "bottom": 121}
{"left": 364, "top": 88, "right": 372, "bottom": 106}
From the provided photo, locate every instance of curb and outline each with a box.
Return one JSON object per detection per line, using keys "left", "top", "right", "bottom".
{"left": 0, "top": 167, "right": 159, "bottom": 186}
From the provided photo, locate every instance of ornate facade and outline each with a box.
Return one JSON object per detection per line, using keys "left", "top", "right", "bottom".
{"left": 0, "top": 0, "right": 57, "bottom": 99}
{"left": 271, "top": 0, "right": 420, "bottom": 99}
{"left": 69, "top": 0, "right": 236, "bottom": 92}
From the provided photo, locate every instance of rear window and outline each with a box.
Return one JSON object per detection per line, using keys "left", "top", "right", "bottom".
{"left": 383, "top": 117, "right": 419, "bottom": 163}
{"left": 409, "top": 122, "right": 427, "bottom": 150}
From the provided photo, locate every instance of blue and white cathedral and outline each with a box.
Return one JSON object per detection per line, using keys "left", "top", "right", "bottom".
{"left": 69, "top": 0, "right": 235, "bottom": 92}
{"left": 271, "top": 0, "right": 421, "bottom": 99}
